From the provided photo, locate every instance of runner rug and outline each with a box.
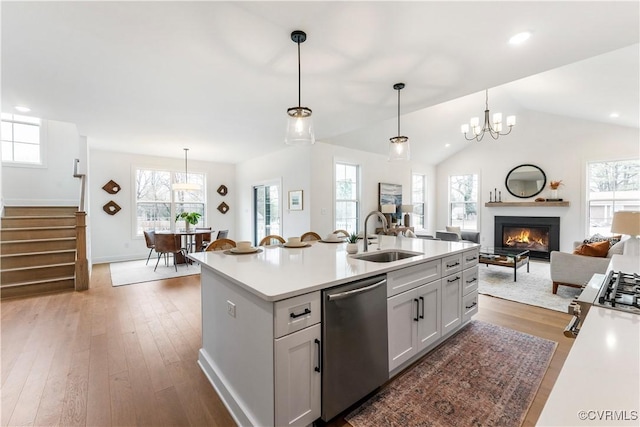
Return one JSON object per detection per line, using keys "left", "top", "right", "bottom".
{"left": 346, "top": 320, "right": 557, "bottom": 427}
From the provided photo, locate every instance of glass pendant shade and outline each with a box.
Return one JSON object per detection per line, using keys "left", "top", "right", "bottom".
{"left": 285, "top": 107, "right": 315, "bottom": 145}
{"left": 172, "top": 148, "right": 201, "bottom": 191}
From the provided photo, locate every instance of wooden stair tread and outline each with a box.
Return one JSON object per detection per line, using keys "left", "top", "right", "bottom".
{"left": 1, "top": 249, "right": 76, "bottom": 258}
{"left": 1, "top": 276, "right": 75, "bottom": 288}
{"left": 1, "top": 237, "right": 76, "bottom": 244}
{"left": 1, "top": 262, "right": 75, "bottom": 273}
{"left": 1, "top": 226, "right": 76, "bottom": 231}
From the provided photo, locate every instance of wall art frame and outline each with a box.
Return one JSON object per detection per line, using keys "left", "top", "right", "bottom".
{"left": 288, "top": 190, "right": 303, "bottom": 211}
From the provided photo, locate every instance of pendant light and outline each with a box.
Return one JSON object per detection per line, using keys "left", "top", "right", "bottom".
{"left": 285, "top": 30, "right": 315, "bottom": 145}
{"left": 460, "top": 89, "right": 516, "bottom": 142}
{"left": 172, "top": 148, "right": 201, "bottom": 191}
{"left": 389, "top": 82, "right": 410, "bottom": 161}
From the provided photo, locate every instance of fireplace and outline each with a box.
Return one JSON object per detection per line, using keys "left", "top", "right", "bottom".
{"left": 494, "top": 216, "right": 560, "bottom": 260}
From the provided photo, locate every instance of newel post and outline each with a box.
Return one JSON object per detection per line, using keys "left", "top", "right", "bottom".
{"left": 75, "top": 211, "right": 89, "bottom": 291}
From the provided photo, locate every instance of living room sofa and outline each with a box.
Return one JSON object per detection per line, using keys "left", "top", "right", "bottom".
{"left": 435, "top": 230, "right": 480, "bottom": 244}
{"left": 550, "top": 239, "right": 626, "bottom": 293}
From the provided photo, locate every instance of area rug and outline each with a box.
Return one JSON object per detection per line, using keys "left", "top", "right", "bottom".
{"left": 346, "top": 321, "right": 557, "bottom": 427}
{"left": 109, "top": 258, "right": 200, "bottom": 287}
{"left": 478, "top": 260, "right": 580, "bottom": 312}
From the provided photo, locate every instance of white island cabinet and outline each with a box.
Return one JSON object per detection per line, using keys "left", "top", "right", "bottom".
{"left": 189, "top": 236, "right": 479, "bottom": 427}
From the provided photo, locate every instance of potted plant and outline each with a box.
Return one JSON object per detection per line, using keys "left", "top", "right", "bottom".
{"left": 175, "top": 211, "right": 201, "bottom": 231}
{"left": 346, "top": 232, "right": 359, "bottom": 254}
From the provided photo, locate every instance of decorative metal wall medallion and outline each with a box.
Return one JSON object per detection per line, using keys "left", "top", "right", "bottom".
{"left": 102, "top": 180, "right": 121, "bottom": 194}
{"left": 103, "top": 201, "right": 121, "bottom": 215}
{"left": 217, "top": 185, "right": 228, "bottom": 196}
{"left": 217, "top": 202, "right": 229, "bottom": 214}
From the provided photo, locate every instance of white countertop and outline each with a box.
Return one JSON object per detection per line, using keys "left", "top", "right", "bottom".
{"left": 188, "top": 235, "right": 478, "bottom": 301}
{"left": 538, "top": 254, "right": 640, "bottom": 427}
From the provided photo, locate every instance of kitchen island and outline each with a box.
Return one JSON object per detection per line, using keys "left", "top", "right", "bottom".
{"left": 189, "top": 235, "right": 479, "bottom": 427}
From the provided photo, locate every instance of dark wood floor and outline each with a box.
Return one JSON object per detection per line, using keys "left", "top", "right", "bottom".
{"left": 1, "top": 263, "right": 574, "bottom": 426}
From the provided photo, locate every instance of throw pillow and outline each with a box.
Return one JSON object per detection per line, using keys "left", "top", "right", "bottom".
{"left": 445, "top": 226, "right": 461, "bottom": 239}
{"left": 606, "top": 239, "right": 626, "bottom": 258}
{"left": 585, "top": 233, "right": 622, "bottom": 245}
{"left": 573, "top": 240, "right": 610, "bottom": 257}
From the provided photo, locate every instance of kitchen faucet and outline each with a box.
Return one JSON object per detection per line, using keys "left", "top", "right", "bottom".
{"left": 363, "top": 211, "right": 388, "bottom": 252}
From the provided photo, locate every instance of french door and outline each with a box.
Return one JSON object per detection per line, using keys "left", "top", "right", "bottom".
{"left": 253, "top": 182, "right": 281, "bottom": 246}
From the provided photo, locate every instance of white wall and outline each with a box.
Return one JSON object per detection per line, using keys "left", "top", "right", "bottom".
{"left": 89, "top": 149, "right": 235, "bottom": 263}
{"left": 2, "top": 119, "right": 83, "bottom": 206}
{"left": 235, "top": 141, "right": 436, "bottom": 243}
{"left": 436, "top": 110, "right": 640, "bottom": 251}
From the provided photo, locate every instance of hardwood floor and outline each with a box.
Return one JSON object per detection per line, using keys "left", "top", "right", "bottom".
{"left": 1, "top": 265, "right": 574, "bottom": 426}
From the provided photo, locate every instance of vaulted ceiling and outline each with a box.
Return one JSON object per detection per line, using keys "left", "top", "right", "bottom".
{"left": 2, "top": 1, "right": 638, "bottom": 164}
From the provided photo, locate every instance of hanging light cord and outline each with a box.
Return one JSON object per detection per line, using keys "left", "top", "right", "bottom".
{"left": 397, "top": 88, "right": 401, "bottom": 135}
{"left": 297, "top": 40, "right": 302, "bottom": 108}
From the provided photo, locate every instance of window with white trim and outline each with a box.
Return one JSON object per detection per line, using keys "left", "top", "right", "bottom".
{"left": 335, "top": 162, "right": 360, "bottom": 233}
{"left": 412, "top": 173, "right": 426, "bottom": 229}
{"left": 449, "top": 174, "right": 478, "bottom": 231}
{"left": 135, "top": 168, "right": 206, "bottom": 235}
{"left": 587, "top": 159, "right": 639, "bottom": 236}
{"left": 1, "top": 113, "right": 42, "bottom": 164}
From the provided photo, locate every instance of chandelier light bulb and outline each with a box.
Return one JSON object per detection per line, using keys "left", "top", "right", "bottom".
{"left": 493, "top": 112, "right": 502, "bottom": 124}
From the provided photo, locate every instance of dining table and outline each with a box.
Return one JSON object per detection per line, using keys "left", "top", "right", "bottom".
{"left": 156, "top": 230, "right": 213, "bottom": 264}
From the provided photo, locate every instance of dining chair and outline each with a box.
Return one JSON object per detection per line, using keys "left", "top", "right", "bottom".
{"left": 195, "top": 227, "right": 213, "bottom": 252}
{"left": 300, "top": 231, "right": 321, "bottom": 242}
{"left": 217, "top": 229, "right": 229, "bottom": 239}
{"left": 259, "top": 235, "right": 285, "bottom": 246}
{"left": 143, "top": 230, "right": 155, "bottom": 265}
{"left": 205, "top": 238, "right": 236, "bottom": 251}
{"left": 154, "top": 233, "right": 186, "bottom": 272}
{"left": 332, "top": 230, "right": 349, "bottom": 238}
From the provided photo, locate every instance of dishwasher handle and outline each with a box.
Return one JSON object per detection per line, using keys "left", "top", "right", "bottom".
{"left": 326, "top": 279, "right": 386, "bottom": 301}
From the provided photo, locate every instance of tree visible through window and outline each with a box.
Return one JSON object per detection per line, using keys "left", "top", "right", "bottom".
{"left": 587, "top": 159, "right": 639, "bottom": 236}
{"left": 335, "top": 163, "right": 360, "bottom": 233}
{"left": 136, "top": 168, "right": 206, "bottom": 235}
{"left": 449, "top": 174, "right": 478, "bottom": 230}
{"left": 1, "top": 113, "right": 42, "bottom": 164}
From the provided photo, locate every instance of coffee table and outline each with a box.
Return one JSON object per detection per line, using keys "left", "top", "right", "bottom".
{"left": 479, "top": 247, "right": 530, "bottom": 282}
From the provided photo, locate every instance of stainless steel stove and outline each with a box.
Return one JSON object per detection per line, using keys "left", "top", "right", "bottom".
{"left": 565, "top": 270, "right": 640, "bottom": 337}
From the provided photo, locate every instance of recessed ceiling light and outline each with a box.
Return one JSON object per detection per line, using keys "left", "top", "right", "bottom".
{"left": 509, "top": 31, "right": 531, "bottom": 45}
{"left": 15, "top": 105, "right": 31, "bottom": 113}
{"left": 609, "top": 112, "right": 620, "bottom": 118}
{"left": 445, "top": 143, "right": 451, "bottom": 148}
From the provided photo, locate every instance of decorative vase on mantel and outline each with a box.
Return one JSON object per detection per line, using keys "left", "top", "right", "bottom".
{"left": 550, "top": 189, "right": 558, "bottom": 199}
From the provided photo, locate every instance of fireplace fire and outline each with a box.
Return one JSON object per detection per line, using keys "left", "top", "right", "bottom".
{"left": 494, "top": 216, "right": 560, "bottom": 260}
{"left": 503, "top": 226, "right": 549, "bottom": 252}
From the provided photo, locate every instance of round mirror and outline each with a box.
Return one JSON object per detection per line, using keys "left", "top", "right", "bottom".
{"left": 505, "top": 164, "right": 546, "bottom": 198}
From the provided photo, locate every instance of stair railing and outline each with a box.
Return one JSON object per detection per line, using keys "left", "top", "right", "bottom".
{"left": 73, "top": 158, "right": 89, "bottom": 291}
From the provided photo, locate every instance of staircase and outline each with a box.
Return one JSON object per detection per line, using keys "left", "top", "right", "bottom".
{"left": 1, "top": 206, "right": 78, "bottom": 298}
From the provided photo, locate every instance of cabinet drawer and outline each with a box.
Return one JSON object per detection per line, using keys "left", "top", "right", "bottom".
{"left": 462, "top": 265, "right": 479, "bottom": 295}
{"left": 441, "top": 254, "right": 463, "bottom": 276}
{"left": 462, "top": 291, "right": 479, "bottom": 322}
{"left": 387, "top": 259, "right": 441, "bottom": 297}
{"left": 274, "top": 291, "right": 321, "bottom": 338}
{"left": 463, "top": 249, "right": 479, "bottom": 269}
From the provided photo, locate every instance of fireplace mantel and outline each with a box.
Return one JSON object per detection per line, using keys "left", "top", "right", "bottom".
{"left": 485, "top": 201, "right": 570, "bottom": 207}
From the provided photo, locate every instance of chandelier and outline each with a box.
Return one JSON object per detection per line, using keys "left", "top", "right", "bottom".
{"left": 285, "top": 30, "right": 315, "bottom": 145}
{"left": 461, "top": 89, "right": 515, "bottom": 142}
{"left": 389, "top": 82, "right": 410, "bottom": 161}
{"left": 172, "top": 148, "right": 201, "bottom": 191}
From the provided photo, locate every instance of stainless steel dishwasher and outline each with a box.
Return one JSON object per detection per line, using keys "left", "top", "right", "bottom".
{"left": 321, "top": 274, "right": 388, "bottom": 421}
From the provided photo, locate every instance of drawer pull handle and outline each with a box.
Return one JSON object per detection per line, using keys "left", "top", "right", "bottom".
{"left": 446, "top": 261, "right": 460, "bottom": 268}
{"left": 466, "top": 256, "right": 477, "bottom": 262}
{"left": 466, "top": 278, "right": 477, "bottom": 284}
{"left": 465, "top": 302, "right": 477, "bottom": 310}
{"left": 314, "top": 339, "right": 321, "bottom": 372}
{"left": 419, "top": 296, "right": 425, "bottom": 319}
{"left": 414, "top": 299, "right": 420, "bottom": 322}
{"left": 447, "top": 276, "right": 460, "bottom": 283}
{"left": 290, "top": 308, "right": 311, "bottom": 319}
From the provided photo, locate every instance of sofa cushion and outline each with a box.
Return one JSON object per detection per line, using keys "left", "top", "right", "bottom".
{"left": 445, "top": 226, "right": 461, "bottom": 239}
{"left": 584, "top": 233, "right": 622, "bottom": 245}
{"left": 573, "top": 240, "right": 610, "bottom": 257}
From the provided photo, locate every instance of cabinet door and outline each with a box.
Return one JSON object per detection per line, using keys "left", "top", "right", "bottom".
{"left": 462, "top": 265, "right": 479, "bottom": 295}
{"left": 416, "top": 280, "right": 442, "bottom": 351}
{"left": 387, "top": 289, "right": 419, "bottom": 372}
{"left": 442, "top": 273, "right": 462, "bottom": 335}
{"left": 462, "top": 291, "right": 479, "bottom": 323}
{"left": 274, "top": 324, "right": 321, "bottom": 427}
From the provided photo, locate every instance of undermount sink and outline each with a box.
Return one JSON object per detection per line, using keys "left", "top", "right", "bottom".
{"left": 352, "top": 250, "right": 422, "bottom": 263}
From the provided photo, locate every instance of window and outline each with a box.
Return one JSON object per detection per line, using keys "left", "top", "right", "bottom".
{"left": 135, "top": 168, "right": 206, "bottom": 235}
{"left": 1, "top": 113, "right": 42, "bottom": 164}
{"left": 412, "top": 173, "right": 426, "bottom": 229}
{"left": 449, "top": 174, "right": 478, "bottom": 230}
{"left": 335, "top": 162, "right": 360, "bottom": 233}
{"left": 587, "top": 159, "right": 639, "bottom": 236}
{"left": 254, "top": 183, "right": 281, "bottom": 245}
